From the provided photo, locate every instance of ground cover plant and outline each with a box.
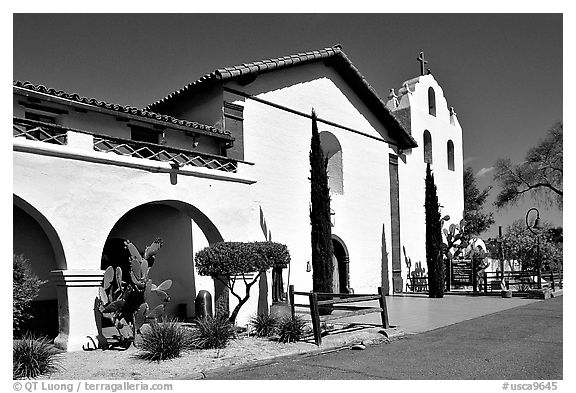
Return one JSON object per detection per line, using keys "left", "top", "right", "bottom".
{"left": 13, "top": 334, "right": 62, "bottom": 379}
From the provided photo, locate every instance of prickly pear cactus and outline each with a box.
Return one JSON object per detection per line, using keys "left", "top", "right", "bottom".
{"left": 96, "top": 238, "right": 172, "bottom": 348}
{"left": 442, "top": 218, "right": 470, "bottom": 260}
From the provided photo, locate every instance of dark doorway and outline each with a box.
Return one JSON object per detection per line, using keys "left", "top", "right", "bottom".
{"left": 332, "top": 237, "right": 350, "bottom": 294}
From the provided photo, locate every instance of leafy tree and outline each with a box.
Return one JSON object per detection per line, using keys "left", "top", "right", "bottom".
{"left": 309, "top": 109, "right": 334, "bottom": 293}
{"left": 463, "top": 167, "right": 495, "bottom": 237}
{"left": 500, "top": 220, "right": 562, "bottom": 271}
{"left": 494, "top": 122, "right": 563, "bottom": 209}
{"left": 425, "top": 164, "right": 444, "bottom": 298}
{"left": 195, "top": 242, "right": 290, "bottom": 324}
{"left": 13, "top": 254, "right": 46, "bottom": 335}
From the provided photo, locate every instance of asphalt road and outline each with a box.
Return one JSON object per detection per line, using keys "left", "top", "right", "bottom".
{"left": 206, "top": 296, "right": 563, "bottom": 380}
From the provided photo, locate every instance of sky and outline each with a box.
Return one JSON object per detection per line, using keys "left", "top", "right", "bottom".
{"left": 12, "top": 12, "right": 564, "bottom": 238}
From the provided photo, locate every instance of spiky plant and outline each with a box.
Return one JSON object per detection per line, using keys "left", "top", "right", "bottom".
{"left": 189, "top": 315, "right": 235, "bottom": 349}
{"left": 97, "top": 238, "right": 172, "bottom": 347}
{"left": 13, "top": 334, "right": 62, "bottom": 379}
{"left": 136, "top": 320, "right": 191, "bottom": 362}
{"left": 275, "top": 315, "right": 309, "bottom": 343}
{"left": 249, "top": 313, "right": 279, "bottom": 337}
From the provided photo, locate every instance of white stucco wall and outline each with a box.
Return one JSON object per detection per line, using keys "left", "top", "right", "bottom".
{"left": 228, "top": 63, "right": 396, "bottom": 295}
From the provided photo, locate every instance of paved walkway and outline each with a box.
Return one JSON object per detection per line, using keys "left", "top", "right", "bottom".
{"left": 300, "top": 293, "right": 540, "bottom": 334}
{"left": 350, "top": 293, "right": 539, "bottom": 333}
{"left": 206, "top": 296, "right": 562, "bottom": 379}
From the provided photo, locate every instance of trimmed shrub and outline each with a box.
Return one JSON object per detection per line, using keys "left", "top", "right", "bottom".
{"left": 13, "top": 254, "right": 46, "bottom": 335}
{"left": 13, "top": 334, "right": 62, "bottom": 379}
{"left": 275, "top": 315, "right": 309, "bottom": 343}
{"left": 136, "top": 320, "right": 191, "bottom": 361}
{"left": 195, "top": 241, "right": 290, "bottom": 323}
{"left": 190, "top": 316, "right": 235, "bottom": 349}
{"left": 250, "top": 313, "right": 279, "bottom": 337}
{"left": 195, "top": 242, "right": 290, "bottom": 276}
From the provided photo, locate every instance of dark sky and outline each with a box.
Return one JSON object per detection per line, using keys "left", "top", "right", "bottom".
{"left": 12, "top": 13, "right": 563, "bottom": 237}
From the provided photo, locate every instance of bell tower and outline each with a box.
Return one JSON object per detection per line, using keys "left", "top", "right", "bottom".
{"left": 386, "top": 52, "right": 465, "bottom": 291}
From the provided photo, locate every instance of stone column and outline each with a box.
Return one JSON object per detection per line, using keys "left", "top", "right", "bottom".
{"left": 51, "top": 269, "right": 104, "bottom": 352}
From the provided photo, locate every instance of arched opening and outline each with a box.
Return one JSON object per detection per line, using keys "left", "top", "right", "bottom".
{"left": 428, "top": 87, "right": 436, "bottom": 116}
{"left": 423, "top": 130, "right": 433, "bottom": 164}
{"left": 447, "top": 140, "right": 455, "bottom": 171}
{"left": 13, "top": 195, "right": 66, "bottom": 338}
{"left": 331, "top": 236, "right": 350, "bottom": 294}
{"left": 101, "top": 200, "right": 224, "bottom": 324}
{"left": 319, "top": 131, "right": 343, "bottom": 195}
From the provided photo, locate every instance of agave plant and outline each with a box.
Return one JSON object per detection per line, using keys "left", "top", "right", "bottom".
{"left": 97, "top": 238, "right": 173, "bottom": 348}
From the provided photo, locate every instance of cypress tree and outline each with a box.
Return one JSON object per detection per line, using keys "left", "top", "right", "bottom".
{"left": 309, "top": 109, "right": 334, "bottom": 294}
{"left": 425, "top": 163, "right": 445, "bottom": 298}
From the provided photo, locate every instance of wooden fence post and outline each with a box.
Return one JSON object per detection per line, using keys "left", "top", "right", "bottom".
{"left": 483, "top": 271, "right": 488, "bottom": 294}
{"left": 289, "top": 285, "right": 295, "bottom": 321}
{"left": 309, "top": 292, "right": 322, "bottom": 346}
{"left": 378, "top": 287, "right": 390, "bottom": 329}
{"left": 550, "top": 271, "right": 555, "bottom": 291}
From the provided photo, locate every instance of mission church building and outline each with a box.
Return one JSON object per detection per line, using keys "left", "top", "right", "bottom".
{"left": 13, "top": 45, "right": 463, "bottom": 351}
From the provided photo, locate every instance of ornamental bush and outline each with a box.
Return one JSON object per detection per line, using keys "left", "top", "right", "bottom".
{"left": 195, "top": 242, "right": 290, "bottom": 324}
{"left": 13, "top": 254, "right": 46, "bottom": 335}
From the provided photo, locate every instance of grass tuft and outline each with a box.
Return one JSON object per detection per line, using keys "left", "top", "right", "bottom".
{"left": 136, "top": 320, "right": 191, "bottom": 361}
{"left": 13, "top": 334, "right": 62, "bottom": 379}
{"left": 249, "top": 313, "right": 279, "bottom": 337}
{"left": 190, "top": 315, "right": 235, "bottom": 349}
{"left": 275, "top": 315, "right": 309, "bottom": 343}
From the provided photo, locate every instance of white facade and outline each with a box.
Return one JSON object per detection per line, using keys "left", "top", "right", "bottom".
{"left": 13, "top": 47, "right": 463, "bottom": 351}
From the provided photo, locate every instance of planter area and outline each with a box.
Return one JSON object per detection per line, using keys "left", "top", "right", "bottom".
{"left": 37, "top": 324, "right": 388, "bottom": 380}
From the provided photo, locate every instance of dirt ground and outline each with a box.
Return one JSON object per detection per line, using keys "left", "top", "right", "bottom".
{"left": 38, "top": 324, "right": 388, "bottom": 380}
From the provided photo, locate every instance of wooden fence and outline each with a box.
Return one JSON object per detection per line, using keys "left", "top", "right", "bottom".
{"left": 288, "top": 285, "right": 389, "bottom": 346}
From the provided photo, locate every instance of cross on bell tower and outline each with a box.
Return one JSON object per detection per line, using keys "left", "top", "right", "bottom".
{"left": 417, "top": 52, "right": 428, "bottom": 76}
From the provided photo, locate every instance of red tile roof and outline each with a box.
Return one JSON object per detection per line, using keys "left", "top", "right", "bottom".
{"left": 146, "top": 45, "right": 417, "bottom": 149}
{"left": 13, "top": 80, "right": 232, "bottom": 139}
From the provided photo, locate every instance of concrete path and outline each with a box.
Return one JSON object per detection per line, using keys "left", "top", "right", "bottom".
{"left": 205, "top": 296, "right": 562, "bottom": 380}
{"left": 296, "top": 293, "right": 539, "bottom": 334}
{"left": 339, "top": 293, "right": 540, "bottom": 333}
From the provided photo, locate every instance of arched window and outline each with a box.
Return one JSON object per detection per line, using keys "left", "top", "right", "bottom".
{"left": 423, "top": 130, "right": 433, "bottom": 164}
{"left": 319, "top": 131, "right": 343, "bottom": 195}
{"left": 428, "top": 87, "right": 436, "bottom": 116}
{"left": 447, "top": 140, "right": 455, "bottom": 171}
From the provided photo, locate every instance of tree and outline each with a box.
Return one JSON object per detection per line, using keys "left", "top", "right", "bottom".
{"left": 500, "top": 220, "right": 562, "bottom": 271}
{"left": 463, "top": 167, "right": 495, "bottom": 237}
{"left": 309, "top": 109, "right": 334, "bottom": 294}
{"left": 195, "top": 242, "right": 290, "bottom": 324}
{"left": 425, "top": 163, "right": 444, "bottom": 298}
{"left": 494, "top": 122, "right": 563, "bottom": 209}
{"left": 13, "top": 254, "right": 46, "bottom": 335}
